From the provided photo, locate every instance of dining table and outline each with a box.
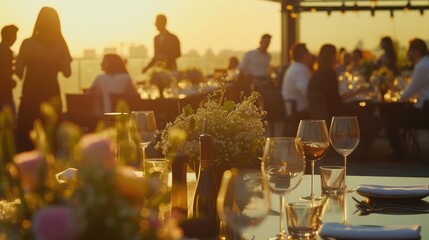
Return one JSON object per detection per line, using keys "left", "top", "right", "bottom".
{"left": 243, "top": 174, "right": 429, "bottom": 239}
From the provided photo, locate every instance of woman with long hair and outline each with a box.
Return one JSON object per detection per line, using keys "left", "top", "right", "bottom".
{"left": 15, "top": 6, "right": 72, "bottom": 152}
{"left": 307, "top": 44, "right": 343, "bottom": 119}
{"left": 379, "top": 36, "right": 397, "bottom": 74}
{"left": 87, "top": 54, "right": 137, "bottom": 113}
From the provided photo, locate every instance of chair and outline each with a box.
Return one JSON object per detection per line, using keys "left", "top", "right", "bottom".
{"left": 307, "top": 93, "right": 329, "bottom": 124}
{"left": 65, "top": 93, "right": 102, "bottom": 132}
{"left": 140, "top": 98, "right": 181, "bottom": 129}
{"left": 260, "top": 89, "right": 297, "bottom": 136}
{"left": 178, "top": 93, "right": 206, "bottom": 113}
{"left": 110, "top": 93, "right": 144, "bottom": 112}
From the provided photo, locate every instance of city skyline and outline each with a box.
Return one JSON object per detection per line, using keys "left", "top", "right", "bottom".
{"left": 1, "top": 0, "right": 429, "bottom": 59}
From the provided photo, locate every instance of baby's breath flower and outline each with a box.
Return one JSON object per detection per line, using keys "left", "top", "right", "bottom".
{"left": 156, "top": 82, "right": 266, "bottom": 169}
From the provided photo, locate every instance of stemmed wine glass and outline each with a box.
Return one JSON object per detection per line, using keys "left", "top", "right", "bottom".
{"left": 296, "top": 120, "right": 330, "bottom": 201}
{"left": 217, "top": 168, "right": 271, "bottom": 240}
{"left": 128, "top": 111, "right": 157, "bottom": 168}
{"left": 329, "top": 116, "right": 360, "bottom": 192}
{"left": 261, "top": 137, "right": 305, "bottom": 239}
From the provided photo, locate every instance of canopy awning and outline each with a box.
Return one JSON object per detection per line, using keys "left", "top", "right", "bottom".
{"left": 266, "top": 0, "right": 429, "bottom": 64}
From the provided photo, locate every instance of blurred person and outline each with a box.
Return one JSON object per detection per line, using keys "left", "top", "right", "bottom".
{"left": 336, "top": 50, "right": 351, "bottom": 75}
{"left": 378, "top": 36, "right": 397, "bottom": 74}
{"left": 0, "top": 24, "right": 18, "bottom": 117}
{"left": 227, "top": 56, "right": 240, "bottom": 80}
{"left": 142, "top": 14, "right": 181, "bottom": 74}
{"left": 385, "top": 38, "right": 429, "bottom": 161}
{"left": 87, "top": 54, "right": 137, "bottom": 113}
{"left": 348, "top": 49, "right": 376, "bottom": 81}
{"left": 307, "top": 44, "right": 344, "bottom": 119}
{"left": 15, "top": 7, "right": 72, "bottom": 152}
{"left": 239, "top": 33, "right": 272, "bottom": 91}
{"left": 281, "top": 43, "right": 313, "bottom": 119}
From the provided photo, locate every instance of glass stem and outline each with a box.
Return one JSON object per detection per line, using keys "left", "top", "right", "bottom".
{"left": 343, "top": 155, "right": 347, "bottom": 189}
{"left": 310, "top": 160, "right": 315, "bottom": 197}
{"left": 141, "top": 146, "right": 146, "bottom": 170}
{"left": 279, "top": 195, "right": 285, "bottom": 236}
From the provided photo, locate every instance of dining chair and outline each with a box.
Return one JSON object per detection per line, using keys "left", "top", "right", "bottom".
{"left": 65, "top": 93, "right": 102, "bottom": 132}
{"left": 178, "top": 93, "right": 205, "bottom": 113}
{"left": 259, "top": 89, "right": 297, "bottom": 136}
{"left": 109, "top": 93, "right": 144, "bottom": 113}
{"left": 307, "top": 93, "right": 329, "bottom": 124}
{"left": 140, "top": 98, "right": 181, "bottom": 129}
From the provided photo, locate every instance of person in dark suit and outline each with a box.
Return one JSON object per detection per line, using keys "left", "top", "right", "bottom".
{"left": 142, "top": 14, "right": 181, "bottom": 73}
{"left": 0, "top": 24, "right": 18, "bottom": 116}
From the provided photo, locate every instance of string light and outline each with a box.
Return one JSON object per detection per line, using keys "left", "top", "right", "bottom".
{"left": 371, "top": 8, "right": 375, "bottom": 17}
{"left": 390, "top": 9, "right": 394, "bottom": 18}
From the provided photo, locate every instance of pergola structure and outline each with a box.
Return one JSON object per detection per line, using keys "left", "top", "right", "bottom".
{"left": 266, "top": 0, "right": 429, "bottom": 64}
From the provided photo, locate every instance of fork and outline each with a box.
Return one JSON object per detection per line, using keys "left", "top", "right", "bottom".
{"left": 352, "top": 197, "right": 429, "bottom": 213}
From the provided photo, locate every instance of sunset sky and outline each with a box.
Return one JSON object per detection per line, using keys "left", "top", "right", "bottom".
{"left": 1, "top": 0, "right": 428, "bottom": 57}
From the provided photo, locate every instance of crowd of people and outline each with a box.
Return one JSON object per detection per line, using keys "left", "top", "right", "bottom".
{"left": 278, "top": 37, "right": 429, "bottom": 161}
{"left": 1, "top": 6, "right": 428, "bottom": 162}
{"left": 0, "top": 7, "right": 181, "bottom": 153}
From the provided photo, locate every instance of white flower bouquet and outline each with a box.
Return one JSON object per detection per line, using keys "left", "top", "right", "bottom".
{"left": 156, "top": 81, "right": 267, "bottom": 170}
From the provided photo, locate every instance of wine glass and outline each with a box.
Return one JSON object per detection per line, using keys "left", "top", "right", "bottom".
{"left": 128, "top": 111, "right": 157, "bottom": 168}
{"left": 296, "top": 120, "right": 329, "bottom": 201}
{"left": 217, "top": 168, "right": 271, "bottom": 240}
{"left": 261, "top": 137, "right": 305, "bottom": 239}
{"left": 329, "top": 116, "right": 360, "bottom": 192}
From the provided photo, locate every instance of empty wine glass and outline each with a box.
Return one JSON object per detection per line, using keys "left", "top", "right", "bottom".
{"left": 261, "top": 137, "right": 305, "bottom": 239}
{"left": 329, "top": 116, "right": 360, "bottom": 192}
{"left": 296, "top": 120, "right": 329, "bottom": 201}
{"left": 128, "top": 111, "right": 157, "bottom": 168}
{"left": 217, "top": 168, "right": 271, "bottom": 240}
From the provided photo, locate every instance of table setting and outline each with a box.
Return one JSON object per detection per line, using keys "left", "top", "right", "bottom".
{"left": 1, "top": 76, "right": 428, "bottom": 239}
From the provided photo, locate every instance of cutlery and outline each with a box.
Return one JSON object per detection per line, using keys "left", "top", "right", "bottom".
{"left": 352, "top": 197, "right": 429, "bottom": 214}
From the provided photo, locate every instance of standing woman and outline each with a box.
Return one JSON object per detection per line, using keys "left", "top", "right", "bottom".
{"left": 307, "top": 44, "right": 343, "bottom": 119}
{"left": 378, "top": 36, "right": 397, "bottom": 74}
{"left": 15, "top": 7, "right": 72, "bottom": 152}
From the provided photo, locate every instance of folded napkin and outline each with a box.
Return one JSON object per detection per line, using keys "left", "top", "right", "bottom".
{"left": 357, "top": 184, "right": 429, "bottom": 197}
{"left": 319, "top": 223, "right": 421, "bottom": 240}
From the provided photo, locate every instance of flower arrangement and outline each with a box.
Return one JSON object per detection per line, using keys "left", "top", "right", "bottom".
{"left": 0, "top": 103, "right": 182, "bottom": 239}
{"left": 156, "top": 77, "right": 267, "bottom": 170}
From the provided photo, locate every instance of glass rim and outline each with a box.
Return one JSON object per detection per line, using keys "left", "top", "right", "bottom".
{"left": 131, "top": 110, "right": 154, "bottom": 114}
{"left": 299, "top": 119, "right": 326, "bottom": 123}
{"left": 144, "top": 158, "right": 168, "bottom": 162}
{"left": 286, "top": 201, "right": 323, "bottom": 207}
{"left": 266, "top": 137, "right": 301, "bottom": 141}
{"left": 319, "top": 165, "right": 345, "bottom": 170}
{"left": 331, "top": 116, "right": 358, "bottom": 119}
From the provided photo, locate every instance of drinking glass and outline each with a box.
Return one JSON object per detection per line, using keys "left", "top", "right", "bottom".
{"left": 217, "top": 168, "right": 271, "bottom": 240}
{"left": 329, "top": 116, "right": 360, "bottom": 192}
{"left": 128, "top": 111, "right": 157, "bottom": 168}
{"left": 296, "top": 120, "right": 329, "bottom": 201}
{"left": 261, "top": 137, "right": 305, "bottom": 239}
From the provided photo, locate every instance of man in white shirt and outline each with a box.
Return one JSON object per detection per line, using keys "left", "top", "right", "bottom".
{"left": 400, "top": 38, "right": 429, "bottom": 107}
{"left": 281, "top": 43, "right": 313, "bottom": 119}
{"left": 386, "top": 38, "right": 429, "bottom": 161}
{"left": 239, "top": 34, "right": 272, "bottom": 91}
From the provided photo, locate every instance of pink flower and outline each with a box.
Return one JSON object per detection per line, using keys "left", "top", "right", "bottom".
{"left": 13, "top": 151, "right": 45, "bottom": 192}
{"left": 78, "top": 133, "right": 116, "bottom": 168}
{"left": 32, "top": 206, "right": 76, "bottom": 240}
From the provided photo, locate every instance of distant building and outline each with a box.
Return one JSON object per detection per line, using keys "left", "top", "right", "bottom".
{"left": 129, "top": 45, "right": 148, "bottom": 58}
{"left": 83, "top": 49, "right": 97, "bottom": 59}
{"left": 104, "top": 47, "right": 117, "bottom": 55}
